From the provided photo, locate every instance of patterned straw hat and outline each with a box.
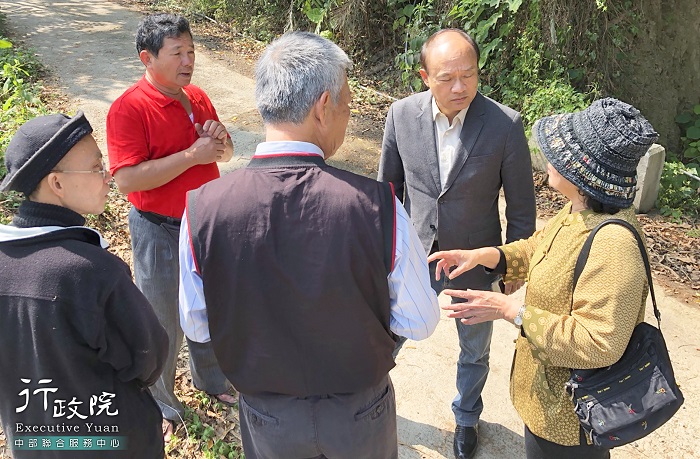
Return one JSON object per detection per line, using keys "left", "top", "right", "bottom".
{"left": 533, "top": 98, "right": 658, "bottom": 208}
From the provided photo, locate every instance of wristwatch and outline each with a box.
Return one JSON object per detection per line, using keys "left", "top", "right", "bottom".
{"left": 513, "top": 304, "right": 527, "bottom": 328}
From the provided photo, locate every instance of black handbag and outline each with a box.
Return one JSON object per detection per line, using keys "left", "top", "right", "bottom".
{"left": 564, "top": 219, "right": 684, "bottom": 448}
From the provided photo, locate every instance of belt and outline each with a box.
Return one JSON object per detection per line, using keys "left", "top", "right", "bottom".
{"left": 136, "top": 208, "right": 181, "bottom": 226}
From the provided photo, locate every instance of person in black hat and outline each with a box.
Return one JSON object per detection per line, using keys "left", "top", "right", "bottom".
{"left": 0, "top": 112, "right": 169, "bottom": 458}
{"left": 427, "top": 98, "right": 658, "bottom": 458}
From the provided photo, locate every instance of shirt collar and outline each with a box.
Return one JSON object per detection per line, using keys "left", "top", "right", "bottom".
{"left": 254, "top": 141, "right": 325, "bottom": 158}
{"left": 136, "top": 75, "right": 202, "bottom": 108}
{"left": 431, "top": 96, "right": 469, "bottom": 126}
{"left": 0, "top": 224, "right": 109, "bottom": 248}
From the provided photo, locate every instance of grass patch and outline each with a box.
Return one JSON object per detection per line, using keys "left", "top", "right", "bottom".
{"left": 0, "top": 13, "right": 49, "bottom": 203}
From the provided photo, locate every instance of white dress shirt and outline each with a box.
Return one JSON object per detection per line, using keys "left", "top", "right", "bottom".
{"left": 179, "top": 141, "right": 440, "bottom": 343}
{"left": 432, "top": 97, "right": 469, "bottom": 190}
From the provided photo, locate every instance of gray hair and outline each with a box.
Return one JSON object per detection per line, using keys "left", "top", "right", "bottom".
{"left": 255, "top": 31, "right": 352, "bottom": 125}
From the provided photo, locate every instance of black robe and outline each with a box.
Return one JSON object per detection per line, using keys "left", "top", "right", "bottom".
{"left": 0, "top": 201, "right": 168, "bottom": 458}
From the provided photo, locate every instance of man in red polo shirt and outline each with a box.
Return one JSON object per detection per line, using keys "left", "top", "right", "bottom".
{"left": 106, "top": 13, "right": 234, "bottom": 441}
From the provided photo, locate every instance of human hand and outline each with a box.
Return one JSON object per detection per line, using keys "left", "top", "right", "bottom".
{"left": 187, "top": 135, "right": 225, "bottom": 165}
{"left": 503, "top": 279, "right": 525, "bottom": 295}
{"left": 427, "top": 249, "right": 480, "bottom": 281}
{"left": 195, "top": 120, "right": 234, "bottom": 163}
{"left": 195, "top": 120, "right": 228, "bottom": 141}
{"left": 441, "top": 288, "right": 522, "bottom": 325}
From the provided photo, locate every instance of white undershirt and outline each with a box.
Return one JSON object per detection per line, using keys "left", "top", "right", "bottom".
{"left": 432, "top": 97, "right": 469, "bottom": 190}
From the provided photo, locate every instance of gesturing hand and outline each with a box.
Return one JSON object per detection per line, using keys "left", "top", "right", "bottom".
{"left": 441, "top": 289, "right": 522, "bottom": 325}
{"left": 427, "top": 249, "right": 481, "bottom": 281}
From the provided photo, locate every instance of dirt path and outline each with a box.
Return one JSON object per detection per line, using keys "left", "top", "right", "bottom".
{"left": 0, "top": 0, "right": 698, "bottom": 457}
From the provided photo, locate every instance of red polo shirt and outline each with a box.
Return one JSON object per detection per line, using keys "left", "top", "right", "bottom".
{"left": 107, "top": 76, "right": 221, "bottom": 218}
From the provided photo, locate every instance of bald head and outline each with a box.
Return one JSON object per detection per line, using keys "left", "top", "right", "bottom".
{"left": 420, "top": 29, "right": 480, "bottom": 74}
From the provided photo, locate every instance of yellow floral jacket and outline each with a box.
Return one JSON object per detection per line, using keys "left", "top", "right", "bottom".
{"left": 500, "top": 203, "right": 648, "bottom": 445}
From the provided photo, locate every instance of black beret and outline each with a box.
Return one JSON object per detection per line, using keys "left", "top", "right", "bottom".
{"left": 1, "top": 111, "right": 93, "bottom": 195}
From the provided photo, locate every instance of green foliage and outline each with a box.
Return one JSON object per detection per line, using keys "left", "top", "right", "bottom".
{"left": 657, "top": 105, "right": 700, "bottom": 219}
{"left": 299, "top": 0, "right": 336, "bottom": 34}
{"left": 390, "top": 0, "right": 444, "bottom": 92}
{"left": 145, "top": 0, "right": 642, "bottom": 133}
{"left": 674, "top": 105, "right": 700, "bottom": 162}
{"left": 0, "top": 15, "right": 48, "bottom": 214}
{"left": 186, "top": 0, "right": 227, "bottom": 17}
{"left": 657, "top": 161, "right": 700, "bottom": 220}
{"left": 0, "top": 191, "right": 22, "bottom": 225}
{"left": 448, "top": 0, "right": 523, "bottom": 70}
{"left": 152, "top": 0, "right": 288, "bottom": 41}
{"left": 520, "top": 79, "right": 588, "bottom": 127}
{"left": 181, "top": 403, "right": 243, "bottom": 459}
{"left": 0, "top": 36, "right": 48, "bottom": 180}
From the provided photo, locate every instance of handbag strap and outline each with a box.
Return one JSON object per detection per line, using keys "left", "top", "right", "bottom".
{"left": 572, "top": 218, "right": 660, "bottom": 329}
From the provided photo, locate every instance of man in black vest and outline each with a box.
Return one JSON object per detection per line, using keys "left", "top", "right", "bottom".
{"left": 178, "top": 32, "right": 440, "bottom": 459}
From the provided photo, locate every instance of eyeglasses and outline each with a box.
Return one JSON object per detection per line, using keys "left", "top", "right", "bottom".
{"left": 51, "top": 165, "right": 109, "bottom": 180}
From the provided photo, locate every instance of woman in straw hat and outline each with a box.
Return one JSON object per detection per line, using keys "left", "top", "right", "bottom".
{"left": 427, "top": 98, "right": 658, "bottom": 458}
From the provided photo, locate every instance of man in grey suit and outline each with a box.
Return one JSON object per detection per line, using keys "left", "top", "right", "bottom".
{"left": 378, "top": 29, "right": 536, "bottom": 459}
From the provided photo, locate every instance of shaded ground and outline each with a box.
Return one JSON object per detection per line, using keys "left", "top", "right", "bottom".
{"left": 0, "top": 0, "right": 698, "bottom": 458}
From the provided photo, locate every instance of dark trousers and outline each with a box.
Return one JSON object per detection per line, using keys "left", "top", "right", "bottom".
{"left": 524, "top": 425, "right": 611, "bottom": 459}
{"left": 394, "top": 241, "right": 493, "bottom": 427}
{"left": 239, "top": 376, "right": 398, "bottom": 459}
{"left": 129, "top": 207, "right": 231, "bottom": 421}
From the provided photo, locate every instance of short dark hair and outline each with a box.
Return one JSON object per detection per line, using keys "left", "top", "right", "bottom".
{"left": 419, "top": 28, "right": 480, "bottom": 73}
{"left": 136, "top": 13, "right": 191, "bottom": 56}
{"left": 583, "top": 193, "right": 622, "bottom": 215}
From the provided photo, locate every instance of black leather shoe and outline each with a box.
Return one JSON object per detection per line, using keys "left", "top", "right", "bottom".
{"left": 454, "top": 424, "right": 478, "bottom": 459}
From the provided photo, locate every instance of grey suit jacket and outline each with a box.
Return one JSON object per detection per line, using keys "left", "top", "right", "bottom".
{"left": 378, "top": 91, "right": 536, "bottom": 290}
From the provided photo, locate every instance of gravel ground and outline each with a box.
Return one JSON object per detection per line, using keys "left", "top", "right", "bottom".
{"left": 0, "top": 0, "right": 697, "bottom": 457}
